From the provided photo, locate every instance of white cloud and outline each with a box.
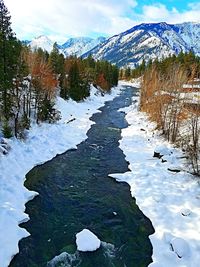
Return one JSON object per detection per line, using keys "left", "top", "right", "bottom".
{"left": 4, "top": 0, "right": 138, "bottom": 42}
{"left": 141, "top": 3, "right": 200, "bottom": 24}
{"left": 3, "top": 0, "right": 200, "bottom": 43}
{"left": 142, "top": 4, "right": 173, "bottom": 21}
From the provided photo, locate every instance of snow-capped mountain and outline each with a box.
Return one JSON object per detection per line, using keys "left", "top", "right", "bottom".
{"left": 27, "top": 22, "right": 200, "bottom": 67}
{"left": 84, "top": 22, "right": 200, "bottom": 67}
{"left": 29, "top": 35, "right": 55, "bottom": 53}
{"left": 61, "top": 37, "right": 106, "bottom": 57}
{"left": 28, "top": 36, "right": 106, "bottom": 57}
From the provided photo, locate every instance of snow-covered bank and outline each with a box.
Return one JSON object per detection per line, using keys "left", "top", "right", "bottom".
{"left": 111, "top": 81, "right": 200, "bottom": 267}
{"left": 0, "top": 85, "right": 121, "bottom": 267}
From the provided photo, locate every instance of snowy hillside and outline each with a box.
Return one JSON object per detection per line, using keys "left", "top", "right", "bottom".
{"left": 175, "top": 22, "right": 200, "bottom": 54}
{"left": 28, "top": 36, "right": 106, "bottom": 57}
{"left": 62, "top": 36, "right": 106, "bottom": 57}
{"left": 29, "top": 35, "right": 55, "bottom": 53}
{"left": 84, "top": 22, "right": 200, "bottom": 67}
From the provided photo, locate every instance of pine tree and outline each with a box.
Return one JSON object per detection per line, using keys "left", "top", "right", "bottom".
{"left": 0, "top": 0, "right": 21, "bottom": 120}
{"left": 112, "top": 65, "right": 119, "bottom": 86}
{"left": 68, "top": 61, "right": 82, "bottom": 101}
{"left": 48, "top": 42, "right": 63, "bottom": 74}
{"left": 124, "top": 67, "right": 131, "bottom": 79}
{"left": 68, "top": 61, "right": 90, "bottom": 101}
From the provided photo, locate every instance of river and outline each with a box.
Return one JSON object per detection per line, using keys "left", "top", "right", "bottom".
{"left": 10, "top": 85, "right": 154, "bottom": 267}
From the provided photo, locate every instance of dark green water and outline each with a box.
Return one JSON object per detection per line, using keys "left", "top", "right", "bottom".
{"left": 10, "top": 86, "right": 154, "bottom": 267}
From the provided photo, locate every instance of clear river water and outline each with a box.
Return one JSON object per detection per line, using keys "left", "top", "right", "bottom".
{"left": 10, "top": 85, "right": 154, "bottom": 267}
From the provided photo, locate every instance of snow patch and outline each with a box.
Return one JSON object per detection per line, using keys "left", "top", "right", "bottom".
{"left": 154, "top": 144, "right": 173, "bottom": 156}
{"left": 76, "top": 229, "right": 101, "bottom": 252}
{"left": 170, "top": 237, "right": 190, "bottom": 258}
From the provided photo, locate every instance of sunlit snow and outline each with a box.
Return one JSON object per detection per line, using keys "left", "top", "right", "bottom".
{"left": 110, "top": 80, "right": 200, "bottom": 267}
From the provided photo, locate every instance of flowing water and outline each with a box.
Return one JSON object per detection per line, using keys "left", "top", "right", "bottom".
{"left": 10, "top": 85, "right": 154, "bottom": 267}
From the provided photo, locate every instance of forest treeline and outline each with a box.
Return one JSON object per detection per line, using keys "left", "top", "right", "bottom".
{"left": 120, "top": 52, "right": 200, "bottom": 80}
{"left": 125, "top": 53, "right": 200, "bottom": 175}
{"left": 0, "top": 0, "right": 119, "bottom": 139}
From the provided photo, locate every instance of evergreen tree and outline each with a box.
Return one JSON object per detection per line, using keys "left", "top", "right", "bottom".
{"left": 60, "top": 74, "right": 69, "bottom": 100}
{"left": 112, "top": 65, "right": 119, "bottom": 86}
{"left": 0, "top": 0, "right": 21, "bottom": 120}
{"left": 62, "top": 56, "right": 119, "bottom": 101}
{"left": 68, "top": 61, "right": 90, "bottom": 101}
{"left": 48, "top": 42, "right": 64, "bottom": 74}
{"left": 68, "top": 61, "right": 82, "bottom": 101}
{"left": 37, "top": 94, "right": 55, "bottom": 122}
{"left": 119, "top": 68, "right": 124, "bottom": 79}
{"left": 124, "top": 67, "right": 131, "bottom": 79}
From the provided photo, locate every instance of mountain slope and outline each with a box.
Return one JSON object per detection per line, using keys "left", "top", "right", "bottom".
{"left": 29, "top": 35, "right": 54, "bottom": 53}
{"left": 61, "top": 37, "right": 106, "bottom": 57}
{"left": 84, "top": 22, "right": 200, "bottom": 67}
{"left": 28, "top": 36, "right": 106, "bottom": 57}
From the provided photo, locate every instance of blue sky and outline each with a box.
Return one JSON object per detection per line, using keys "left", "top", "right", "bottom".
{"left": 4, "top": 0, "right": 200, "bottom": 43}
{"left": 134, "top": 0, "right": 199, "bottom": 12}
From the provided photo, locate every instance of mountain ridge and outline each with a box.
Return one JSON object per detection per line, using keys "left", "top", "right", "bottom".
{"left": 28, "top": 35, "right": 106, "bottom": 57}
{"left": 83, "top": 22, "right": 200, "bottom": 67}
{"left": 26, "top": 22, "right": 200, "bottom": 68}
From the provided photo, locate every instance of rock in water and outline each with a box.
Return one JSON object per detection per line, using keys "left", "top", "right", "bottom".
{"left": 76, "top": 229, "right": 101, "bottom": 252}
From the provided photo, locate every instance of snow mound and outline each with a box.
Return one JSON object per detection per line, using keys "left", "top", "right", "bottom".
{"left": 170, "top": 237, "right": 190, "bottom": 258}
{"left": 180, "top": 208, "right": 191, "bottom": 216}
{"left": 154, "top": 145, "right": 173, "bottom": 156}
{"left": 76, "top": 229, "right": 101, "bottom": 252}
{"left": 0, "top": 138, "right": 10, "bottom": 155}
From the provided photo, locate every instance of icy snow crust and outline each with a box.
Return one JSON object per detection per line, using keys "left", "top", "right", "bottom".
{"left": 0, "top": 85, "right": 121, "bottom": 267}
{"left": 110, "top": 81, "right": 200, "bottom": 267}
{"left": 76, "top": 229, "right": 101, "bottom": 252}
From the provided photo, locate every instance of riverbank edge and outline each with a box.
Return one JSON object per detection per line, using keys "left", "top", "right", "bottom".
{"left": 110, "top": 81, "right": 200, "bottom": 267}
